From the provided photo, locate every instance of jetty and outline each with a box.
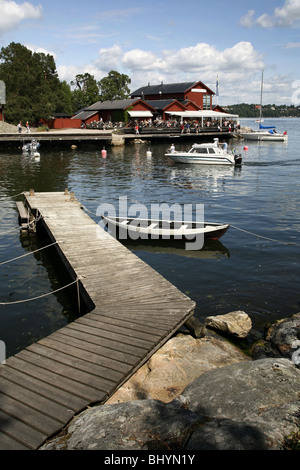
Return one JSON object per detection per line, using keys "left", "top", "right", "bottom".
{"left": 0, "top": 127, "right": 234, "bottom": 149}
{"left": 0, "top": 191, "right": 196, "bottom": 450}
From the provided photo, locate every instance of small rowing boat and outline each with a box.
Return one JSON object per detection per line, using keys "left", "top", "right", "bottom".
{"left": 101, "top": 215, "right": 230, "bottom": 241}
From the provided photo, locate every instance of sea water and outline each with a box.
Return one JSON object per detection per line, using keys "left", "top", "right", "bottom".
{"left": 0, "top": 118, "right": 299, "bottom": 356}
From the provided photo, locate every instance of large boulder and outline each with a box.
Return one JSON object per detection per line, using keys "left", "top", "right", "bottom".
{"left": 205, "top": 310, "right": 252, "bottom": 338}
{"left": 107, "top": 332, "right": 249, "bottom": 404}
{"left": 251, "top": 313, "right": 300, "bottom": 360}
{"left": 40, "top": 358, "right": 300, "bottom": 451}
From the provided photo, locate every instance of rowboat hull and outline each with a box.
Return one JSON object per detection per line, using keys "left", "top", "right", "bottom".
{"left": 101, "top": 216, "right": 230, "bottom": 241}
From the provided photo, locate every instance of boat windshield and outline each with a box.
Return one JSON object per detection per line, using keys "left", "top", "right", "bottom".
{"left": 191, "top": 148, "right": 208, "bottom": 154}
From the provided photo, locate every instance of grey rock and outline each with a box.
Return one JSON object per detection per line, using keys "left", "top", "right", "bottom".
{"left": 41, "top": 358, "right": 300, "bottom": 451}
{"left": 41, "top": 400, "right": 203, "bottom": 451}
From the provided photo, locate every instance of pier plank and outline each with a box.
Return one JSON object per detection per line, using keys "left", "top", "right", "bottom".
{"left": 0, "top": 191, "right": 195, "bottom": 449}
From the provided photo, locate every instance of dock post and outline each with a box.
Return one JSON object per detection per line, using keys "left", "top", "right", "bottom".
{"left": 185, "top": 315, "right": 206, "bottom": 338}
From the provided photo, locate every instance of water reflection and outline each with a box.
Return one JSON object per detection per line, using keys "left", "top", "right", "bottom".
{"left": 122, "top": 238, "right": 230, "bottom": 260}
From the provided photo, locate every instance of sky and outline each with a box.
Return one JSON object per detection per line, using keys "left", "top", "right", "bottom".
{"left": 1, "top": 0, "right": 300, "bottom": 105}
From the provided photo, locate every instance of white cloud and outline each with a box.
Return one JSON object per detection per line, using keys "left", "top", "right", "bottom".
{"left": 273, "top": 0, "right": 300, "bottom": 26}
{"left": 241, "top": 0, "right": 300, "bottom": 29}
{"left": 97, "top": 45, "right": 123, "bottom": 71}
{"left": 57, "top": 64, "right": 106, "bottom": 84}
{"left": 122, "top": 49, "right": 166, "bottom": 71}
{"left": 239, "top": 9, "right": 255, "bottom": 28}
{"left": 0, "top": 0, "right": 42, "bottom": 34}
{"left": 25, "top": 44, "right": 57, "bottom": 60}
{"left": 120, "top": 42, "right": 263, "bottom": 78}
{"left": 285, "top": 41, "right": 300, "bottom": 47}
{"left": 57, "top": 41, "right": 295, "bottom": 104}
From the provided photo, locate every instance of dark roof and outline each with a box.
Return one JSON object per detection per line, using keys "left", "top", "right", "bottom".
{"left": 144, "top": 99, "right": 183, "bottom": 111}
{"left": 131, "top": 81, "right": 198, "bottom": 97}
{"left": 72, "top": 110, "right": 98, "bottom": 120}
{"left": 51, "top": 113, "right": 72, "bottom": 118}
{"left": 86, "top": 99, "right": 139, "bottom": 111}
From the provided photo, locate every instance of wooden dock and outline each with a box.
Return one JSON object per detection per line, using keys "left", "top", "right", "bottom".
{"left": 0, "top": 191, "right": 196, "bottom": 450}
{"left": 0, "top": 128, "right": 234, "bottom": 149}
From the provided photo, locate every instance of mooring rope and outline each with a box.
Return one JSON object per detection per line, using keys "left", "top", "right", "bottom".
{"left": 0, "top": 241, "right": 59, "bottom": 267}
{"left": 0, "top": 191, "right": 25, "bottom": 200}
{"left": 230, "top": 224, "right": 299, "bottom": 246}
{"left": 81, "top": 203, "right": 99, "bottom": 216}
{"left": 0, "top": 277, "right": 80, "bottom": 306}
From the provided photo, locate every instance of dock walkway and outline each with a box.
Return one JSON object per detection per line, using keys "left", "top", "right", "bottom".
{"left": 0, "top": 192, "right": 195, "bottom": 450}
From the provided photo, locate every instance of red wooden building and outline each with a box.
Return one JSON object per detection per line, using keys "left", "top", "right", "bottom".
{"left": 130, "top": 81, "right": 215, "bottom": 110}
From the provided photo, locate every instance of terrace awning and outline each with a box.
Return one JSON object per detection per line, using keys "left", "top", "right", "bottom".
{"left": 165, "top": 110, "right": 239, "bottom": 119}
{"left": 128, "top": 111, "right": 153, "bottom": 118}
{"left": 165, "top": 110, "right": 239, "bottom": 125}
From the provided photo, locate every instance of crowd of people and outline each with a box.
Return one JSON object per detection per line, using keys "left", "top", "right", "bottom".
{"left": 128, "top": 117, "right": 239, "bottom": 135}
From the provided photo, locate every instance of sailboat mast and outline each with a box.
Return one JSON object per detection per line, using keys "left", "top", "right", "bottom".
{"left": 259, "top": 70, "right": 264, "bottom": 124}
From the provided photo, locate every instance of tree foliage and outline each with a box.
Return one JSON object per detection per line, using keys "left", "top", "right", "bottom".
{"left": 0, "top": 42, "right": 72, "bottom": 124}
{"left": 70, "top": 73, "right": 100, "bottom": 111}
{"left": 98, "top": 70, "right": 131, "bottom": 101}
{"left": 227, "top": 103, "right": 300, "bottom": 118}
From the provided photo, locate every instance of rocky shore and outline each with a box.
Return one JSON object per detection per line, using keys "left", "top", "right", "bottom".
{"left": 40, "top": 311, "right": 300, "bottom": 451}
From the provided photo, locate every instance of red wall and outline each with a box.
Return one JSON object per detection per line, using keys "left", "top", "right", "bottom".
{"left": 50, "top": 118, "right": 82, "bottom": 129}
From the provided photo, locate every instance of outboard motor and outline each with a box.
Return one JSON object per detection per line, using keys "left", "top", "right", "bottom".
{"left": 234, "top": 154, "right": 242, "bottom": 166}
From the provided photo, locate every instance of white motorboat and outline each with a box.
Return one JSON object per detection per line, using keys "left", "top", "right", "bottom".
{"left": 101, "top": 215, "right": 230, "bottom": 241}
{"left": 165, "top": 140, "right": 242, "bottom": 166}
{"left": 22, "top": 139, "right": 41, "bottom": 156}
{"left": 241, "top": 70, "right": 288, "bottom": 142}
{"left": 241, "top": 128, "right": 288, "bottom": 142}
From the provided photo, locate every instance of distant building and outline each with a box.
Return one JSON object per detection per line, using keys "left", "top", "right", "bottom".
{"left": 83, "top": 98, "right": 156, "bottom": 123}
{"left": 67, "top": 79, "right": 238, "bottom": 129}
{"left": 131, "top": 81, "right": 215, "bottom": 110}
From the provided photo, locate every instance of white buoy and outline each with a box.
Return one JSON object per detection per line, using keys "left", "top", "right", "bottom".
{"left": 146, "top": 150, "right": 152, "bottom": 158}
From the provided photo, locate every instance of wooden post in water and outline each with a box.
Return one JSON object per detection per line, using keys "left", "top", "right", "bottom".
{"left": 185, "top": 315, "right": 207, "bottom": 338}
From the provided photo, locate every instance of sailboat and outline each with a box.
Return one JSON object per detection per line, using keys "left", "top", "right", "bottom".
{"left": 241, "top": 71, "right": 288, "bottom": 142}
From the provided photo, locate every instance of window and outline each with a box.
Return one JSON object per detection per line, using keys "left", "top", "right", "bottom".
{"left": 203, "top": 94, "right": 211, "bottom": 110}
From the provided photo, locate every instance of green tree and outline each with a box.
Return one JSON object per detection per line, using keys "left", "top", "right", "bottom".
{"left": 0, "top": 42, "right": 71, "bottom": 124}
{"left": 70, "top": 73, "right": 100, "bottom": 111}
{"left": 98, "top": 70, "right": 131, "bottom": 101}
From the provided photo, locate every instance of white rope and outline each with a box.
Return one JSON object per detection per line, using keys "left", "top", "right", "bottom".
{"left": 81, "top": 204, "right": 99, "bottom": 216}
{"left": 231, "top": 225, "right": 299, "bottom": 246}
{"left": 0, "top": 278, "right": 80, "bottom": 306}
{"left": 0, "top": 241, "right": 59, "bottom": 267}
{"left": 0, "top": 191, "right": 25, "bottom": 200}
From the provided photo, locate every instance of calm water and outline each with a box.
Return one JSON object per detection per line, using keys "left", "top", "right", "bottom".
{"left": 1, "top": 118, "right": 299, "bottom": 357}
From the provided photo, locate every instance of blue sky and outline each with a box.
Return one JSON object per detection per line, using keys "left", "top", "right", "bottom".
{"left": 1, "top": 0, "right": 300, "bottom": 105}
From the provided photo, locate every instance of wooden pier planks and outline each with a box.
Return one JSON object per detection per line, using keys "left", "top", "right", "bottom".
{"left": 0, "top": 191, "right": 195, "bottom": 450}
